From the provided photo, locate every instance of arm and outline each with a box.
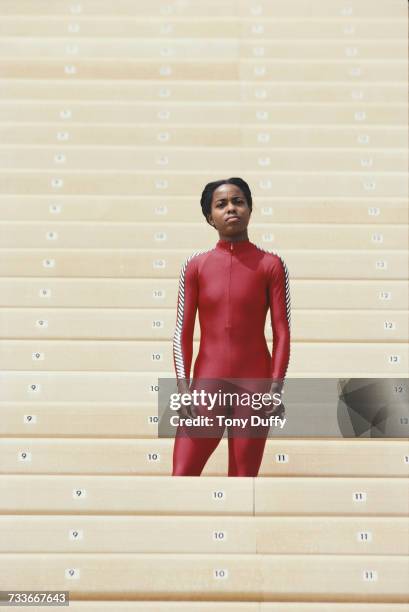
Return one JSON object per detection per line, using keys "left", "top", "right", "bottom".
{"left": 172, "top": 254, "right": 199, "bottom": 392}
{"left": 268, "top": 255, "right": 291, "bottom": 393}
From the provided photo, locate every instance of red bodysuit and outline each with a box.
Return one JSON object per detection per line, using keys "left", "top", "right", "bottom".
{"left": 172, "top": 237, "right": 291, "bottom": 476}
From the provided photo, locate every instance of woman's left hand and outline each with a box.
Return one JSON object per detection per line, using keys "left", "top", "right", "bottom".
{"left": 263, "top": 385, "right": 285, "bottom": 417}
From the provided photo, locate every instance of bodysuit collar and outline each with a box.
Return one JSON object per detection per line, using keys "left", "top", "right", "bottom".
{"left": 216, "top": 237, "right": 252, "bottom": 253}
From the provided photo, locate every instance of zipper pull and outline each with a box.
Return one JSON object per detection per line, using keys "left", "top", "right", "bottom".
{"left": 230, "top": 242, "right": 233, "bottom": 251}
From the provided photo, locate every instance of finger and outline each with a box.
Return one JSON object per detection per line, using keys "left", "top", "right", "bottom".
{"left": 264, "top": 404, "right": 285, "bottom": 416}
{"left": 183, "top": 403, "right": 195, "bottom": 419}
{"left": 263, "top": 397, "right": 281, "bottom": 415}
{"left": 178, "top": 397, "right": 196, "bottom": 420}
{"left": 178, "top": 406, "right": 190, "bottom": 420}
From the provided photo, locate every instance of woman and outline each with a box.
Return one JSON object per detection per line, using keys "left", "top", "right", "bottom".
{"left": 172, "top": 177, "right": 291, "bottom": 476}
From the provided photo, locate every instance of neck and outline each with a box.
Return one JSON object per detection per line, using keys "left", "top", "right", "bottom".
{"left": 218, "top": 230, "right": 249, "bottom": 243}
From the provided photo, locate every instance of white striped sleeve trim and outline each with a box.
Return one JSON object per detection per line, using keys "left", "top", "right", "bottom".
{"left": 173, "top": 248, "right": 213, "bottom": 380}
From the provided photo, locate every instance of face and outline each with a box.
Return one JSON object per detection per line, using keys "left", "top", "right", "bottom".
{"left": 207, "top": 184, "right": 251, "bottom": 235}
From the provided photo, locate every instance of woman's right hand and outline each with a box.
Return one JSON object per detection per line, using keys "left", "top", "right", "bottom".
{"left": 176, "top": 382, "right": 196, "bottom": 420}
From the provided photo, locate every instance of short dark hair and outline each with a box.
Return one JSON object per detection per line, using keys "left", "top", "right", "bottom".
{"left": 200, "top": 177, "right": 252, "bottom": 225}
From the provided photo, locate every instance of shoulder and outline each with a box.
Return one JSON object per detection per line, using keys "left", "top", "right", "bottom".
{"left": 179, "top": 247, "right": 215, "bottom": 277}
{"left": 251, "top": 242, "right": 289, "bottom": 276}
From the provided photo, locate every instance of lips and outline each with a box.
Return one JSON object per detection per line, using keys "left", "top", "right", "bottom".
{"left": 226, "top": 216, "right": 240, "bottom": 222}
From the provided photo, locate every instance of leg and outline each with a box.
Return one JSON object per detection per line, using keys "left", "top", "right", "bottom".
{"left": 228, "top": 435, "right": 268, "bottom": 477}
{"left": 171, "top": 377, "right": 228, "bottom": 476}
{"left": 227, "top": 378, "right": 271, "bottom": 477}
{"left": 172, "top": 435, "right": 223, "bottom": 476}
